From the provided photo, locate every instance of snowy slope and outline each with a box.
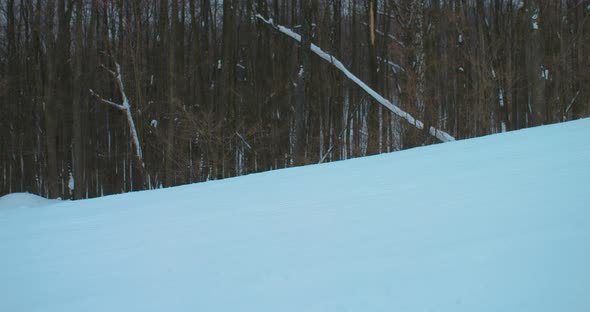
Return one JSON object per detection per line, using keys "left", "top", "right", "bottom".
{"left": 0, "top": 193, "right": 59, "bottom": 209}
{"left": 1, "top": 119, "right": 589, "bottom": 312}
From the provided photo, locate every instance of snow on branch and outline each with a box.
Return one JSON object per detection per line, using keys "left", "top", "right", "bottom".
{"left": 255, "top": 14, "right": 455, "bottom": 143}
{"left": 90, "top": 62, "right": 145, "bottom": 165}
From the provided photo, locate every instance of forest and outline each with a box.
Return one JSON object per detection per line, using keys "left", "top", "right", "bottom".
{"left": 1, "top": 0, "right": 589, "bottom": 199}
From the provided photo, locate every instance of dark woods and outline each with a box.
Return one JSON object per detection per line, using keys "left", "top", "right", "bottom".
{"left": 1, "top": 0, "right": 589, "bottom": 199}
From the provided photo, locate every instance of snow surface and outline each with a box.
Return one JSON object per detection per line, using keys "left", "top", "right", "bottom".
{"left": 0, "top": 193, "right": 59, "bottom": 209}
{"left": 1, "top": 119, "right": 590, "bottom": 312}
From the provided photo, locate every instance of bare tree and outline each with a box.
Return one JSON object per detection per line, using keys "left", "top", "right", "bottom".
{"left": 90, "top": 61, "right": 144, "bottom": 170}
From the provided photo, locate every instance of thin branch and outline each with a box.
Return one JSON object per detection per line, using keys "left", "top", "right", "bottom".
{"left": 565, "top": 90, "right": 580, "bottom": 114}
{"left": 235, "top": 132, "right": 253, "bottom": 151}
{"left": 89, "top": 89, "right": 126, "bottom": 111}
{"left": 376, "top": 56, "right": 405, "bottom": 73}
{"left": 362, "top": 22, "right": 405, "bottom": 48}
{"left": 99, "top": 63, "right": 117, "bottom": 79}
{"left": 376, "top": 10, "right": 395, "bottom": 19}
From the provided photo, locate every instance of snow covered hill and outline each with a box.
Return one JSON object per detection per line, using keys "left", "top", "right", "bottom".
{"left": 1, "top": 119, "right": 589, "bottom": 312}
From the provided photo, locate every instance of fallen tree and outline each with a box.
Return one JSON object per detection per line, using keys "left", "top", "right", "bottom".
{"left": 255, "top": 14, "right": 455, "bottom": 143}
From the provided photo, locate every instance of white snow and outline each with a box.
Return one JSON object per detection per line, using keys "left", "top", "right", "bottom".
{"left": 0, "top": 192, "right": 59, "bottom": 209}
{"left": 541, "top": 67, "right": 550, "bottom": 80}
{"left": 1, "top": 119, "right": 590, "bottom": 311}
{"left": 68, "top": 175, "right": 75, "bottom": 194}
{"left": 532, "top": 13, "right": 539, "bottom": 30}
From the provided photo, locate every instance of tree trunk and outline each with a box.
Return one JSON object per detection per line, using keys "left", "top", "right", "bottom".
{"left": 44, "top": 0, "right": 60, "bottom": 198}
{"left": 165, "top": 0, "right": 177, "bottom": 186}
{"left": 294, "top": 0, "right": 313, "bottom": 165}
{"left": 526, "top": 0, "right": 546, "bottom": 125}
{"left": 72, "top": 0, "right": 85, "bottom": 199}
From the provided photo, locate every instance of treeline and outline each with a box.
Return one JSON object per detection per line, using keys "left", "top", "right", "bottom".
{"left": 1, "top": 0, "right": 589, "bottom": 199}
